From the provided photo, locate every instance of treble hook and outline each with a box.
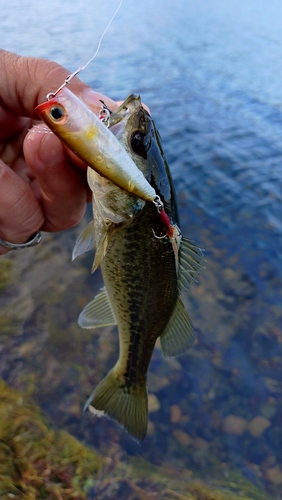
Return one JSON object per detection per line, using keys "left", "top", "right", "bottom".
{"left": 98, "top": 100, "right": 112, "bottom": 124}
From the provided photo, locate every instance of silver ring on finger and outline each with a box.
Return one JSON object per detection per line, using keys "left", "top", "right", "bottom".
{"left": 0, "top": 231, "right": 42, "bottom": 250}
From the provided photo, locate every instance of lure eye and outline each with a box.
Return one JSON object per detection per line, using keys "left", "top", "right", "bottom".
{"left": 130, "top": 131, "right": 150, "bottom": 159}
{"left": 49, "top": 105, "right": 65, "bottom": 122}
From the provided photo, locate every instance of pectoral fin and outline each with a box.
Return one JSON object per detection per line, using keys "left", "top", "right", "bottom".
{"left": 178, "top": 238, "right": 204, "bottom": 291}
{"left": 78, "top": 287, "right": 116, "bottom": 329}
{"left": 72, "top": 221, "right": 95, "bottom": 261}
{"left": 91, "top": 214, "right": 115, "bottom": 273}
{"left": 160, "top": 297, "right": 195, "bottom": 357}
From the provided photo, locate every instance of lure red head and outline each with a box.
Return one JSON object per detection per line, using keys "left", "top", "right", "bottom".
{"left": 36, "top": 92, "right": 69, "bottom": 127}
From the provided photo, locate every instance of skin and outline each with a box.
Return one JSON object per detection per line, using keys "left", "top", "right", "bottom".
{"left": 0, "top": 49, "right": 118, "bottom": 255}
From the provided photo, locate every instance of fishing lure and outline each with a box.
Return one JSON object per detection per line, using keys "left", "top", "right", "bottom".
{"left": 36, "top": 88, "right": 158, "bottom": 204}
{"left": 35, "top": 0, "right": 177, "bottom": 239}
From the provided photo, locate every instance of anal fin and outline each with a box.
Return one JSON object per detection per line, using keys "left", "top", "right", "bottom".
{"left": 160, "top": 297, "right": 195, "bottom": 357}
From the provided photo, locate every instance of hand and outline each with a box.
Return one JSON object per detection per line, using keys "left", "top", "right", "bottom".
{"left": 0, "top": 49, "right": 117, "bottom": 254}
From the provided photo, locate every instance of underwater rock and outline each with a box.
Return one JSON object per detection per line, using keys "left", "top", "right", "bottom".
{"left": 170, "top": 404, "right": 182, "bottom": 423}
{"left": 148, "top": 393, "right": 161, "bottom": 413}
{"left": 223, "top": 415, "right": 248, "bottom": 436}
{"left": 248, "top": 416, "right": 271, "bottom": 438}
{"left": 265, "top": 467, "right": 282, "bottom": 486}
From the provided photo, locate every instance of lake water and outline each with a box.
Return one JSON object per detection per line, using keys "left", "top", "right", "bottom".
{"left": 1, "top": 0, "right": 282, "bottom": 498}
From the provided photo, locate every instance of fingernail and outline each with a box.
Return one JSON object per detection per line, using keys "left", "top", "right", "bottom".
{"left": 81, "top": 88, "right": 101, "bottom": 113}
{"left": 37, "top": 134, "right": 59, "bottom": 167}
{"left": 26, "top": 124, "right": 52, "bottom": 143}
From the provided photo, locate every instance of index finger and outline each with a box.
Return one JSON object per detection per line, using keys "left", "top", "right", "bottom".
{"left": 0, "top": 49, "right": 117, "bottom": 118}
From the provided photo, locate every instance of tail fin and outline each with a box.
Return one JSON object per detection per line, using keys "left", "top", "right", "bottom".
{"left": 84, "top": 368, "right": 148, "bottom": 443}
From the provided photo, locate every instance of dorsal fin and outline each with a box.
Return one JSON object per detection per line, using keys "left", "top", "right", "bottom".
{"left": 178, "top": 238, "right": 204, "bottom": 291}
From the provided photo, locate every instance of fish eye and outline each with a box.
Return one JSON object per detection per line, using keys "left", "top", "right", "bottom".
{"left": 49, "top": 105, "right": 65, "bottom": 121}
{"left": 130, "top": 131, "right": 150, "bottom": 159}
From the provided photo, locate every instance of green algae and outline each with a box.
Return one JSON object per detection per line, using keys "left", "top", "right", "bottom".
{"left": 0, "top": 259, "right": 12, "bottom": 292}
{"left": 129, "top": 458, "right": 276, "bottom": 500}
{"left": 0, "top": 315, "right": 15, "bottom": 335}
{"left": 0, "top": 379, "right": 101, "bottom": 499}
{"left": 0, "top": 380, "right": 277, "bottom": 500}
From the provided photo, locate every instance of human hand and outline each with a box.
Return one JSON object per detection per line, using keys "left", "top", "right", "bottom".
{"left": 0, "top": 49, "right": 117, "bottom": 254}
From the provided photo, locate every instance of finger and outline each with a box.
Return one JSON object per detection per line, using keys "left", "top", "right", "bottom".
{"left": 0, "top": 107, "right": 29, "bottom": 142}
{"left": 24, "top": 128, "right": 88, "bottom": 232}
{"left": 0, "top": 160, "right": 44, "bottom": 254}
{"left": 0, "top": 49, "right": 117, "bottom": 119}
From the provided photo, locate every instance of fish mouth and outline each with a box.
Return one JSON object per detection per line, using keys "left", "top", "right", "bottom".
{"left": 107, "top": 94, "right": 151, "bottom": 151}
{"left": 107, "top": 94, "right": 142, "bottom": 128}
{"left": 117, "top": 93, "right": 142, "bottom": 111}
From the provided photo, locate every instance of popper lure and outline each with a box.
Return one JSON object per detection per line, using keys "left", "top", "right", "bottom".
{"left": 36, "top": 88, "right": 158, "bottom": 204}
{"left": 35, "top": 0, "right": 179, "bottom": 231}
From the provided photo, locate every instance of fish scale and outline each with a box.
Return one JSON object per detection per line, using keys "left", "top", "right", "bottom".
{"left": 101, "top": 203, "right": 178, "bottom": 385}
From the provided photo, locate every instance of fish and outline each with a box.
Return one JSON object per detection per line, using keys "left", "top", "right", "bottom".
{"left": 37, "top": 91, "right": 203, "bottom": 442}
{"left": 74, "top": 95, "right": 203, "bottom": 442}
{"left": 36, "top": 88, "right": 157, "bottom": 203}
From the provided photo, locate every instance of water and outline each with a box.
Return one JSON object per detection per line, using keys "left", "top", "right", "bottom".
{"left": 1, "top": 0, "right": 282, "bottom": 498}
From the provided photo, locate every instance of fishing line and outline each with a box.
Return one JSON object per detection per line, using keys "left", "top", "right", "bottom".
{"left": 47, "top": 0, "right": 123, "bottom": 100}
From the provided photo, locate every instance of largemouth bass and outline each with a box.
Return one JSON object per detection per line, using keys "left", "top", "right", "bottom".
{"left": 37, "top": 92, "right": 203, "bottom": 442}
{"left": 75, "top": 95, "right": 203, "bottom": 441}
